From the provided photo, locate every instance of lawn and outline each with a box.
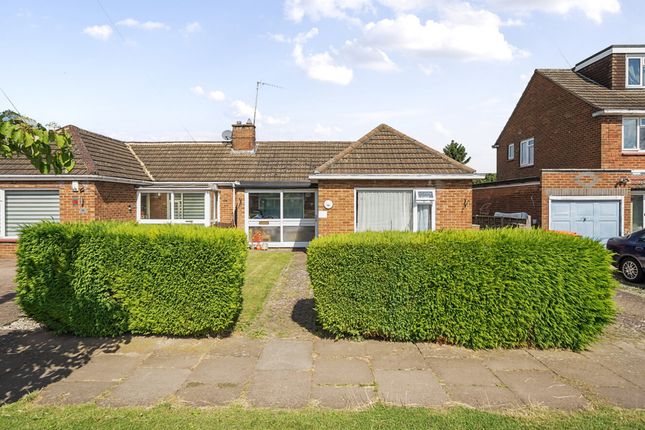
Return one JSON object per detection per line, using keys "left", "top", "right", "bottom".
{"left": 1, "top": 401, "right": 644, "bottom": 430}
{"left": 235, "top": 251, "right": 294, "bottom": 332}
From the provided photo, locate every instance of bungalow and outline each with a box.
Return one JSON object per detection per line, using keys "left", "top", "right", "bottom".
{"left": 0, "top": 121, "right": 481, "bottom": 254}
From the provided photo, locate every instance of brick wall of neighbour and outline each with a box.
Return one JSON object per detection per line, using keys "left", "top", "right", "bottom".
{"left": 95, "top": 182, "right": 136, "bottom": 221}
{"left": 540, "top": 170, "right": 632, "bottom": 233}
{"left": 216, "top": 187, "right": 245, "bottom": 228}
{"left": 472, "top": 183, "right": 542, "bottom": 224}
{"left": 578, "top": 54, "right": 613, "bottom": 88}
{"left": 599, "top": 117, "right": 645, "bottom": 170}
{"left": 496, "top": 73, "right": 601, "bottom": 181}
{"left": 317, "top": 180, "right": 473, "bottom": 236}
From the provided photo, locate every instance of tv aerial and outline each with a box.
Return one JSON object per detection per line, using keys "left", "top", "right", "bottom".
{"left": 253, "top": 81, "right": 283, "bottom": 125}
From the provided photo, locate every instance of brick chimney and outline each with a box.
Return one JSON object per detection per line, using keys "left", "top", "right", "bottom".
{"left": 231, "top": 119, "right": 256, "bottom": 151}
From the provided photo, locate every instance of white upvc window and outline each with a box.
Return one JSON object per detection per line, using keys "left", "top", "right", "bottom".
{"left": 507, "top": 143, "right": 515, "bottom": 160}
{"left": 0, "top": 189, "right": 60, "bottom": 238}
{"left": 520, "top": 138, "right": 534, "bottom": 167}
{"left": 627, "top": 57, "right": 645, "bottom": 88}
{"left": 622, "top": 118, "right": 645, "bottom": 151}
{"left": 136, "top": 190, "right": 212, "bottom": 226}
{"left": 354, "top": 188, "right": 436, "bottom": 233}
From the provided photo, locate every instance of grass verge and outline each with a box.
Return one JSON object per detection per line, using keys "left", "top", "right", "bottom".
{"left": 0, "top": 402, "right": 643, "bottom": 430}
{"left": 235, "top": 251, "right": 294, "bottom": 332}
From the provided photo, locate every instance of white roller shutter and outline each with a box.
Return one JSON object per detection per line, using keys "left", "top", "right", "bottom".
{"left": 5, "top": 190, "right": 60, "bottom": 237}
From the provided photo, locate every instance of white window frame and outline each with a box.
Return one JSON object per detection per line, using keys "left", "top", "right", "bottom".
{"left": 0, "top": 188, "right": 60, "bottom": 239}
{"left": 244, "top": 189, "right": 318, "bottom": 248}
{"left": 507, "top": 143, "right": 515, "bottom": 161}
{"left": 353, "top": 187, "right": 436, "bottom": 233}
{"left": 622, "top": 117, "right": 645, "bottom": 152}
{"left": 520, "top": 138, "right": 534, "bottom": 167}
{"left": 136, "top": 189, "right": 211, "bottom": 226}
{"left": 626, "top": 56, "right": 645, "bottom": 88}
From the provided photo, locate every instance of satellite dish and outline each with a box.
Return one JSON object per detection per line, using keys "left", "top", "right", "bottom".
{"left": 221, "top": 130, "right": 232, "bottom": 141}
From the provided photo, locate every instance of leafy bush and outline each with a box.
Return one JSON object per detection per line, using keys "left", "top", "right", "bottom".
{"left": 307, "top": 229, "right": 616, "bottom": 350}
{"left": 17, "top": 222, "right": 247, "bottom": 336}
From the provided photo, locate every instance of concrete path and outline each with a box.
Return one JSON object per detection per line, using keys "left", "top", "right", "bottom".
{"left": 0, "top": 259, "right": 20, "bottom": 327}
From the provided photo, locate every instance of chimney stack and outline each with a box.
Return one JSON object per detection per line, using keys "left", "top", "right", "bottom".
{"left": 231, "top": 119, "right": 256, "bottom": 151}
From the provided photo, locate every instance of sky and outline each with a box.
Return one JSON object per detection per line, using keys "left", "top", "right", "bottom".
{"left": 0, "top": 0, "right": 642, "bottom": 172}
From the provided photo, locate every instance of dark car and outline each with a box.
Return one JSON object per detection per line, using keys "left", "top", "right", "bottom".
{"left": 606, "top": 229, "right": 645, "bottom": 282}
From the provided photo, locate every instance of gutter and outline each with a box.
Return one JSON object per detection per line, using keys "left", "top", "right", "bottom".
{"left": 309, "top": 173, "right": 485, "bottom": 181}
{"left": 0, "top": 174, "right": 152, "bottom": 186}
{"left": 592, "top": 109, "right": 645, "bottom": 117}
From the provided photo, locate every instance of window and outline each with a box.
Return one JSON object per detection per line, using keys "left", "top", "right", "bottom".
{"left": 507, "top": 143, "right": 515, "bottom": 160}
{"left": 246, "top": 190, "right": 317, "bottom": 246}
{"left": 1, "top": 189, "right": 60, "bottom": 238}
{"left": 138, "top": 191, "right": 210, "bottom": 225}
{"left": 627, "top": 57, "right": 645, "bottom": 88}
{"left": 355, "top": 189, "right": 434, "bottom": 232}
{"left": 622, "top": 118, "right": 645, "bottom": 151}
{"left": 520, "top": 138, "right": 534, "bottom": 167}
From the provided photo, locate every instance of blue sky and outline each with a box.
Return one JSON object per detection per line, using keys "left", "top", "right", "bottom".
{"left": 0, "top": 0, "right": 640, "bottom": 172}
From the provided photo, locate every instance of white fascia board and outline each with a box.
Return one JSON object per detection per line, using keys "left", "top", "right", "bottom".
{"left": 574, "top": 46, "right": 645, "bottom": 71}
{"left": 592, "top": 109, "right": 645, "bottom": 117}
{"left": 0, "top": 174, "right": 152, "bottom": 185}
{"left": 309, "top": 173, "right": 485, "bottom": 180}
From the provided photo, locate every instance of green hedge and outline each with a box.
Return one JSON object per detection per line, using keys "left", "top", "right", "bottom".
{"left": 16, "top": 222, "right": 247, "bottom": 336}
{"left": 307, "top": 229, "right": 616, "bottom": 350}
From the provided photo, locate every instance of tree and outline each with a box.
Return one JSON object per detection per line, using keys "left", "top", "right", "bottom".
{"left": 474, "top": 173, "right": 496, "bottom": 184}
{"left": 443, "top": 140, "right": 471, "bottom": 164}
{"left": 0, "top": 110, "right": 75, "bottom": 174}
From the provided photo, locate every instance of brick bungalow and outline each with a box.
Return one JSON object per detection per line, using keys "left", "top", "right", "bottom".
{"left": 0, "top": 122, "right": 481, "bottom": 254}
{"left": 473, "top": 44, "right": 645, "bottom": 242}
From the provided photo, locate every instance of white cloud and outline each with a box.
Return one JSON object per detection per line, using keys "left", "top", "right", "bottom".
{"left": 184, "top": 21, "right": 202, "bottom": 33}
{"left": 341, "top": 40, "right": 398, "bottom": 72}
{"left": 489, "top": 0, "right": 620, "bottom": 23}
{"left": 83, "top": 25, "right": 113, "bottom": 40}
{"left": 418, "top": 64, "right": 438, "bottom": 76}
{"left": 190, "top": 85, "right": 205, "bottom": 96}
{"left": 285, "top": 0, "right": 372, "bottom": 23}
{"left": 207, "top": 90, "right": 226, "bottom": 101}
{"left": 314, "top": 123, "right": 343, "bottom": 135}
{"left": 231, "top": 100, "right": 290, "bottom": 125}
{"left": 117, "top": 18, "right": 170, "bottom": 30}
{"left": 433, "top": 120, "right": 451, "bottom": 137}
{"left": 292, "top": 28, "right": 354, "bottom": 85}
{"left": 362, "top": 4, "right": 522, "bottom": 61}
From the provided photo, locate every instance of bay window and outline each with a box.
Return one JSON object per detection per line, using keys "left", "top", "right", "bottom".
{"left": 622, "top": 118, "right": 645, "bottom": 151}
{"left": 355, "top": 188, "right": 435, "bottom": 232}
{"left": 137, "top": 190, "right": 212, "bottom": 225}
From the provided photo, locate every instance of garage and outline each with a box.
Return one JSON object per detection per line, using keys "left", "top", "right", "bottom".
{"left": 549, "top": 198, "right": 621, "bottom": 242}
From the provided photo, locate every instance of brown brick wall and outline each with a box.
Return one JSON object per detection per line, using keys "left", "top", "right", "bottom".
{"left": 317, "top": 180, "right": 473, "bottom": 236}
{"left": 496, "top": 73, "right": 601, "bottom": 181}
{"left": 95, "top": 182, "right": 136, "bottom": 221}
{"left": 579, "top": 54, "right": 613, "bottom": 88}
{"left": 473, "top": 183, "right": 542, "bottom": 224}
{"left": 540, "top": 170, "right": 631, "bottom": 233}
{"left": 599, "top": 117, "right": 645, "bottom": 170}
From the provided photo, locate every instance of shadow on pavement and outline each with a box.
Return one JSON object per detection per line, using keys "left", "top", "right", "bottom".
{"left": 0, "top": 330, "right": 122, "bottom": 405}
{"left": 291, "top": 298, "right": 333, "bottom": 339}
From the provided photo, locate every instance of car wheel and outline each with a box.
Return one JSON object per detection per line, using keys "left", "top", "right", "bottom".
{"left": 620, "top": 258, "right": 644, "bottom": 283}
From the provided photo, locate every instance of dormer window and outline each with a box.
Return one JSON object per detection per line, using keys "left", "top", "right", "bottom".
{"left": 627, "top": 57, "right": 645, "bottom": 88}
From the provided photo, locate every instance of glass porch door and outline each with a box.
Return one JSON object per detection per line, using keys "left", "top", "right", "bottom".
{"left": 633, "top": 193, "right": 644, "bottom": 232}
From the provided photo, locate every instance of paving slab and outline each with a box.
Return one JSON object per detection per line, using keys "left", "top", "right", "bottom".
{"left": 64, "top": 354, "right": 142, "bottom": 382}
{"left": 591, "top": 386, "right": 645, "bottom": 408}
{"left": 367, "top": 342, "right": 426, "bottom": 370}
{"left": 141, "top": 352, "right": 203, "bottom": 369}
{"left": 311, "top": 386, "right": 376, "bottom": 409}
{"left": 314, "top": 339, "right": 367, "bottom": 359}
{"left": 188, "top": 356, "right": 256, "bottom": 385}
{"left": 541, "top": 357, "right": 631, "bottom": 388}
{"left": 104, "top": 336, "right": 162, "bottom": 355}
{"left": 495, "top": 370, "right": 588, "bottom": 410}
{"left": 101, "top": 367, "right": 190, "bottom": 406}
{"left": 209, "top": 337, "right": 264, "bottom": 358}
{"left": 38, "top": 381, "right": 114, "bottom": 405}
{"left": 445, "top": 385, "right": 523, "bottom": 410}
{"left": 256, "top": 339, "right": 312, "bottom": 371}
{"left": 153, "top": 337, "right": 216, "bottom": 355}
{"left": 416, "top": 343, "right": 477, "bottom": 359}
{"left": 427, "top": 358, "right": 500, "bottom": 386}
{"left": 247, "top": 370, "right": 311, "bottom": 408}
{"left": 478, "top": 349, "right": 547, "bottom": 371}
{"left": 314, "top": 357, "right": 373, "bottom": 385}
{"left": 177, "top": 382, "right": 243, "bottom": 406}
{"left": 374, "top": 369, "right": 448, "bottom": 406}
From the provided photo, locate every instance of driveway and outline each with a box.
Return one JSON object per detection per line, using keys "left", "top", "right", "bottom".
{"left": 0, "top": 259, "right": 20, "bottom": 327}
{"left": 1, "top": 256, "right": 645, "bottom": 409}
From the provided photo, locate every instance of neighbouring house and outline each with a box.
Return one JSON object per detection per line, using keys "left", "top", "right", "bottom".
{"left": 473, "top": 44, "right": 645, "bottom": 242}
{"left": 0, "top": 122, "right": 481, "bottom": 254}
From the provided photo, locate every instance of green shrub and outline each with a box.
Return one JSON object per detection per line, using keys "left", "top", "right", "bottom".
{"left": 307, "top": 229, "right": 616, "bottom": 350}
{"left": 16, "top": 222, "right": 247, "bottom": 336}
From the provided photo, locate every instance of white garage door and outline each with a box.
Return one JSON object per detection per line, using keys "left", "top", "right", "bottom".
{"left": 550, "top": 199, "right": 620, "bottom": 242}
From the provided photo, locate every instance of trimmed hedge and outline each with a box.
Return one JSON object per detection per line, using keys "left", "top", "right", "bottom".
{"left": 16, "top": 222, "right": 247, "bottom": 336}
{"left": 307, "top": 229, "right": 616, "bottom": 350}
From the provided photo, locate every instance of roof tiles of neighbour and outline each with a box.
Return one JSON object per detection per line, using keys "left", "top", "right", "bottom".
{"left": 537, "top": 69, "right": 645, "bottom": 110}
{"left": 314, "top": 124, "right": 475, "bottom": 175}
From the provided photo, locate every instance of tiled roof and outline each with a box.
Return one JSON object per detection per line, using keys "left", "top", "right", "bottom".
{"left": 537, "top": 69, "right": 645, "bottom": 110}
{"left": 128, "top": 141, "right": 352, "bottom": 183}
{"left": 314, "top": 124, "right": 475, "bottom": 175}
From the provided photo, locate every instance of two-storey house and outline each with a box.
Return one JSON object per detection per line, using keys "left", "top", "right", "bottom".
{"left": 473, "top": 44, "right": 645, "bottom": 241}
